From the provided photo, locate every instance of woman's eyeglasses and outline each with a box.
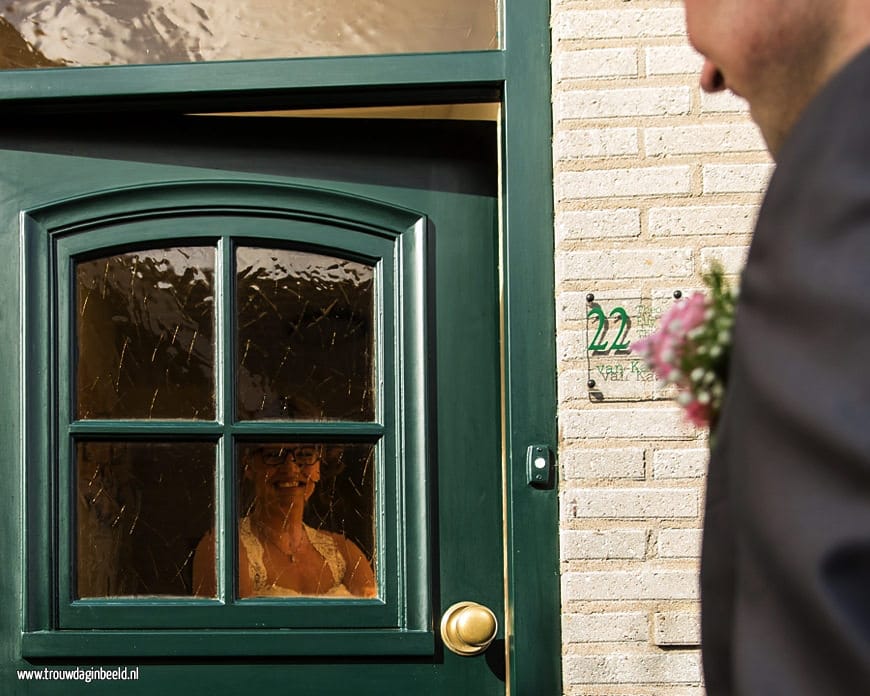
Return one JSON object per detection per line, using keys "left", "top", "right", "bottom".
{"left": 256, "top": 446, "right": 321, "bottom": 467}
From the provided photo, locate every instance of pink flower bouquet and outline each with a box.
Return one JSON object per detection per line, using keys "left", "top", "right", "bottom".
{"left": 632, "top": 266, "right": 735, "bottom": 429}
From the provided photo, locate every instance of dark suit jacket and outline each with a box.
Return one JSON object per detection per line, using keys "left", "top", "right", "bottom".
{"left": 702, "top": 46, "right": 870, "bottom": 694}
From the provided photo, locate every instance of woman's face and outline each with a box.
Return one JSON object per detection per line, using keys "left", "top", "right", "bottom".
{"left": 245, "top": 444, "right": 322, "bottom": 512}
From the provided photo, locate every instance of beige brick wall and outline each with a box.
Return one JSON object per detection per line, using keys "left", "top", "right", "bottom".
{"left": 551, "top": 1, "right": 770, "bottom": 693}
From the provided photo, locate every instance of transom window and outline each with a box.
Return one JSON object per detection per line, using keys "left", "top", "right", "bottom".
{"left": 0, "top": 0, "right": 499, "bottom": 69}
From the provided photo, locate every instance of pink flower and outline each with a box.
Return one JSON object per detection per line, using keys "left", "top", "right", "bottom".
{"left": 630, "top": 265, "right": 734, "bottom": 431}
{"left": 683, "top": 398, "right": 711, "bottom": 428}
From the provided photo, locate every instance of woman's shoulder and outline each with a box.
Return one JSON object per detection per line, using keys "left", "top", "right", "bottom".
{"left": 307, "top": 527, "right": 366, "bottom": 558}
{"left": 308, "top": 529, "right": 376, "bottom": 598}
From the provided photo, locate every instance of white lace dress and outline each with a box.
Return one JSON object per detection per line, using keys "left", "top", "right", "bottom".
{"left": 239, "top": 516, "right": 352, "bottom": 597}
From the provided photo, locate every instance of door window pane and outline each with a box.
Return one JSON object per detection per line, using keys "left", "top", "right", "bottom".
{"left": 76, "top": 247, "right": 215, "bottom": 420}
{"left": 0, "top": 0, "right": 498, "bottom": 70}
{"left": 65, "top": 228, "right": 388, "bottom": 617}
{"left": 237, "top": 442, "right": 376, "bottom": 598}
{"left": 236, "top": 247, "right": 375, "bottom": 421}
{"left": 76, "top": 441, "right": 216, "bottom": 598}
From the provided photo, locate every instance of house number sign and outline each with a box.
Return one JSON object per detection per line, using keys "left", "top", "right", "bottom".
{"left": 584, "top": 292, "right": 680, "bottom": 402}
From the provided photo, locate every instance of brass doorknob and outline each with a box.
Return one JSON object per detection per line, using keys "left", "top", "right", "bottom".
{"left": 440, "top": 601, "right": 498, "bottom": 656}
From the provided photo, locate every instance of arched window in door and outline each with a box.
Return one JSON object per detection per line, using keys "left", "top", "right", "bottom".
{"left": 24, "top": 182, "right": 430, "bottom": 642}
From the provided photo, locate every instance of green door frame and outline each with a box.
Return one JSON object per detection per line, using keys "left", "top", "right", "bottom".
{"left": 0, "top": 2, "right": 558, "bottom": 693}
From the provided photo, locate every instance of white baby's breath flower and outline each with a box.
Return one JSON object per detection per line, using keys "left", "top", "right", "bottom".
{"left": 630, "top": 263, "right": 734, "bottom": 429}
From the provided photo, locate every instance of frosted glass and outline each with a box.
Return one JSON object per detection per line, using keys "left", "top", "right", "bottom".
{"left": 76, "top": 441, "right": 216, "bottom": 598}
{"left": 0, "top": 0, "right": 498, "bottom": 69}
{"left": 76, "top": 247, "right": 216, "bottom": 420}
{"left": 236, "top": 247, "right": 375, "bottom": 421}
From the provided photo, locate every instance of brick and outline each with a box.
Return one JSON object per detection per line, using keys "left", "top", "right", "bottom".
{"left": 555, "top": 87, "right": 692, "bottom": 121}
{"left": 645, "top": 44, "right": 704, "bottom": 76}
{"left": 652, "top": 448, "right": 708, "bottom": 479}
{"left": 564, "top": 652, "right": 702, "bottom": 684}
{"left": 658, "top": 528, "right": 703, "bottom": 559}
{"left": 649, "top": 204, "right": 758, "bottom": 237}
{"left": 563, "top": 569, "right": 700, "bottom": 601}
{"left": 556, "top": 166, "right": 692, "bottom": 200}
{"left": 556, "top": 208, "right": 641, "bottom": 244}
{"left": 557, "top": 329, "right": 585, "bottom": 362}
{"left": 556, "top": 248, "right": 693, "bottom": 281}
{"left": 561, "top": 446, "right": 646, "bottom": 480}
{"left": 562, "top": 611, "right": 647, "bottom": 643}
{"left": 554, "top": 9, "right": 687, "bottom": 41}
{"left": 558, "top": 291, "right": 591, "bottom": 324}
{"left": 703, "top": 163, "right": 774, "bottom": 193}
{"left": 559, "top": 369, "right": 587, "bottom": 401}
{"left": 555, "top": 128, "right": 639, "bottom": 160}
{"left": 560, "top": 408, "right": 697, "bottom": 440}
{"left": 653, "top": 611, "right": 702, "bottom": 647}
{"left": 561, "top": 488, "right": 699, "bottom": 519}
{"left": 561, "top": 529, "right": 648, "bottom": 560}
{"left": 644, "top": 123, "right": 765, "bottom": 156}
{"left": 700, "top": 89, "right": 751, "bottom": 113}
{"left": 555, "top": 48, "right": 638, "bottom": 80}
{"left": 658, "top": 688, "right": 707, "bottom": 696}
{"left": 700, "top": 245, "right": 750, "bottom": 275}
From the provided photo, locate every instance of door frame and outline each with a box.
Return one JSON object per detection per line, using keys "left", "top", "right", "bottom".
{"left": 0, "top": 1, "right": 559, "bottom": 692}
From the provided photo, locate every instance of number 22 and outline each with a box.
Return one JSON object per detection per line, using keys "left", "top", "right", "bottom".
{"left": 587, "top": 305, "right": 630, "bottom": 352}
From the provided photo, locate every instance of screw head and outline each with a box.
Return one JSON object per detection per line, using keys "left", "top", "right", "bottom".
{"left": 586, "top": 293, "right": 595, "bottom": 303}
{"left": 587, "top": 379, "right": 596, "bottom": 389}
{"left": 673, "top": 290, "right": 682, "bottom": 299}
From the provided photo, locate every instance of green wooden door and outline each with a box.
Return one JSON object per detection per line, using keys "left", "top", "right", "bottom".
{"left": 0, "top": 114, "right": 507, "bottom": 694}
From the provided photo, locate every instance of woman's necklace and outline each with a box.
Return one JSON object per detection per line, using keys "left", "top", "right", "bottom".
{"left": 255, "top": 519, "right": 305, "bottom": 563}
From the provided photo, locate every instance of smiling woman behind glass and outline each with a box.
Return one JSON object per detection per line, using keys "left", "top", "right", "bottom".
{"left": 193, "top": 442, "right": 376, "bottom": 598}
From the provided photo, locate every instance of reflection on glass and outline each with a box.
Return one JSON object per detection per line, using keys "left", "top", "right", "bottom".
{"left": 236, "top": 247, "right": 375, "bottom": 421}
{"left": 76, "top": 441, "right": 216, "bottom": 598}
{"left": 76, "top": 247, "right": 215, "bottom": 420}
{"left": 0, "top": 0, "right": 498, "bottom": 70}
{"left": 200, "top": 441, "right": 376, "bottom": 598}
